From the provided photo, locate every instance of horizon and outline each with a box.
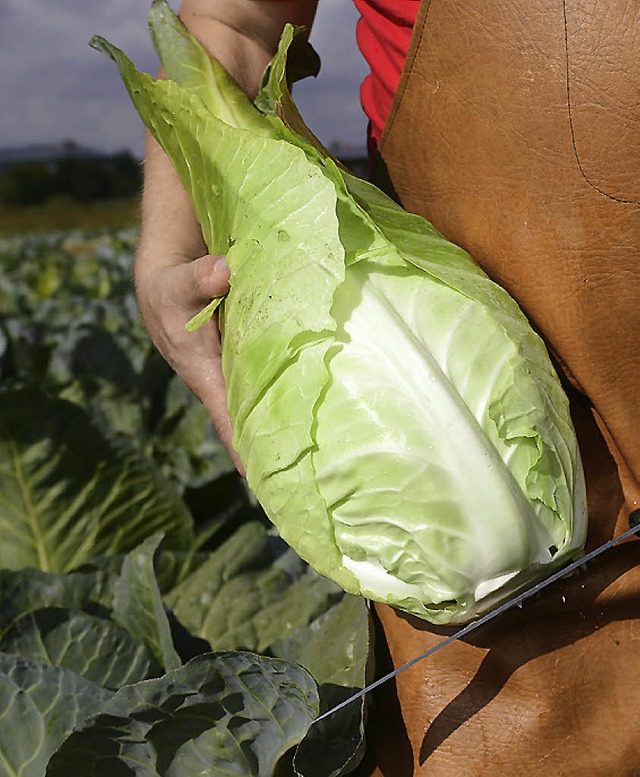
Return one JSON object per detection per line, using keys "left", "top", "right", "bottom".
{"left": 0, "top": 137, "right": 368, "bottom": 155}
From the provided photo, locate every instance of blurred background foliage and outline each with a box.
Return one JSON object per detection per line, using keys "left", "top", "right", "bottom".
{"left": 0, "top": 215, "right": 370, "bottom": 774}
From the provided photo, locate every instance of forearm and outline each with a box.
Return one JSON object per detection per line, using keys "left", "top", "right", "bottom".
{"left": 138, "top": 0, "right": 318, "bottom": 272}
{"left": 135, "top": 1, "right": 318, "bottom": 469}
{"left": 178, "top": 0, "right": 318, "bottom": 97}
{"left": 137, "top": 128, "right": 206, "bottom": 289}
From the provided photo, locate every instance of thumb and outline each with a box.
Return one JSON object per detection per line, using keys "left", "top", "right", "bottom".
{"left": 176, "top": 254, "right": 230, "bottom": 308}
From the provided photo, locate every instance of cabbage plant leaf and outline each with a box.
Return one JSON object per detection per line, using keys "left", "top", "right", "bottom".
{"left": 273, "top": 594, "right": 370, "bottom": 777}
{"left": 112, "top": 533, "right": 182, "bottom": 672}
{"left": 0, "top": 607, "right": 161, "bottom": 690}
{"left": 0, "top": 654, "right": 113, "bottom": 777}
{"left": 46, "top": 652, "right": 319, "bottom": 777}
{"left": 164, "top": 521, "right": 341, "bottom": 653}
{"left": 91, "top": 3, "right": 587, "bottom": 624}
{"left": 0, "top": 390, "right": 193, "bottom": 574}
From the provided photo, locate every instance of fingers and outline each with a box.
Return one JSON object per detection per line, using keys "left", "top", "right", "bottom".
{"left": 196, "top": 369, "right": 246, "bottom": 478}
{"left": 134, "top": 248, "right": 243, "bottom": 475}
{"left": 190, "top": 254, "right": 230, "bottom": 302}
{"left": 166, "top": 254, "right": 230, "bottom": 310}
{"left": 177, "top": 334, "right": 246, "bottom": 477}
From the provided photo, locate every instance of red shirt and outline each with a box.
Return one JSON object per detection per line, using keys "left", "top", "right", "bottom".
{"left": 353, "top": 0, "right": 421, "bottom": 153}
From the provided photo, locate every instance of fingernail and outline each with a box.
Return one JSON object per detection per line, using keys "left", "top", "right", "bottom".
{"left": 213, "top": 256, "right": 228, "bottom": 271}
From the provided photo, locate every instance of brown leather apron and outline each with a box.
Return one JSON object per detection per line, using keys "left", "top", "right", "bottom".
{"left": 366, "top": 1, "right": 640, "bottom": 774}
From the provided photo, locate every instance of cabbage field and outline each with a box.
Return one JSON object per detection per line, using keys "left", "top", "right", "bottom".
{"left": 0, "top": 228, "right": 370, "bottom": 776}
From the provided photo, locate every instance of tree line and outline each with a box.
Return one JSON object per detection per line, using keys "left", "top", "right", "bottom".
{"left": 0, "top": 152, "right": 142, "bottom": 207}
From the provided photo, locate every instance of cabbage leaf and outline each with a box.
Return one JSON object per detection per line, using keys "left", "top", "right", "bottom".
{"left": 90, "top": 2, "right": 587, "bottom": 624}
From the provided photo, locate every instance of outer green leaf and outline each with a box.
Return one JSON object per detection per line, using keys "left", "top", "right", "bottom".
{"left": 91, "top": 23, "right": 360, "bottom": 599}
{"left": 0, "top": 608, "right": 161, "bottom": 690}
{"left": 47, "top": 652, "right": 319, "bottom": 777}
{"left": 184, "top": 295, "right": 224, "bottom": 332}
{"left": 165, "top": 522, "right": 340, "bottom": 653}
{"left": 254, "top": 24, "right": 335, "bottom": 162}
{"left": 202, "top": 563, "right": 341, "bottom": 654}
{"left": 0, "top": 653, "right": 112, "bottom": 777}
{"left": 113, "top": 535, "right": 181, "bottom": 672}
{"left": 274, "top": 596, "right": 370, "bottom": 777}
{"left": 0, "top": 567, "right": 115, "bottom": 635}
{"left": 146, "top": 0, "right": 273, "bottom": 135}
{"left": 273, "top": 595, "right": 369, "bottom": 702}
{"left": 0, "top": 390, "right": 193, "bottom": 573}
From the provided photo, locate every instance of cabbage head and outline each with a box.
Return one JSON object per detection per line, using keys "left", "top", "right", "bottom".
{"left": 91, "top": 1, "right": 587, "bottom": 624}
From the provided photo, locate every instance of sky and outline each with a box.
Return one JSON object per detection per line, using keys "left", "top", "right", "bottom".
{"left": 0, "top": 0, "right": 369, "bottom": 157}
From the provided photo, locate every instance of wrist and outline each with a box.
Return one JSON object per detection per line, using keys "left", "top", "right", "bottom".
{"left": 138, "top": 133, "right": 207, "bottom": 265}
{"left": 177, "top": 0, "right": 318, "bottom": 96}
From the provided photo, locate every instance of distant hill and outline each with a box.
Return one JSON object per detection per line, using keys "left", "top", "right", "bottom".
{"left": 0, "top": 141, "right": 141, "bottom": 206}
{"left": 0, "top": 141, "right": 116, "bottom": 172}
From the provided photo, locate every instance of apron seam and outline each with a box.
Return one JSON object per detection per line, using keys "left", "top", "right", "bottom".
{"left": 377, "top": 0, "right": 433, "bottom": 157}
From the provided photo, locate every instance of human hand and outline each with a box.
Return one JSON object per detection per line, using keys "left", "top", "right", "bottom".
{"left": 136, "top": 1, "right": 319, "bottom": 477}
{"left": 135, "top": 249, "right": 244, "bottom": 476}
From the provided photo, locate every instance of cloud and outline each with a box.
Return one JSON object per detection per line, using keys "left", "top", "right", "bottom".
{"left": 0, "top": 0, "right": 368, "bottom": 155}
{"left": 0, "top": 0, "right": 158, "bottom": 152}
